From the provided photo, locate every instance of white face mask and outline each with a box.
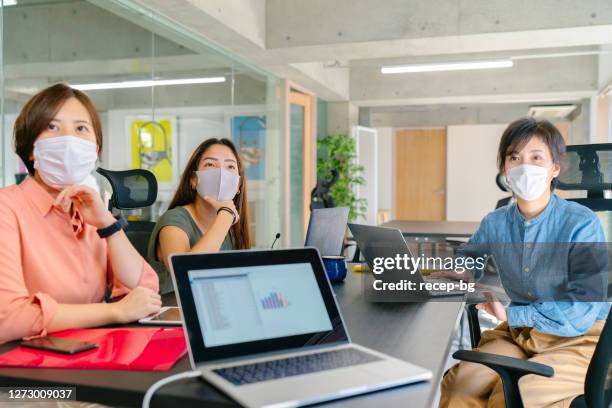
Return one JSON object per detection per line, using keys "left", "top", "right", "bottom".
{"left": 195, "top": 167, "right": 240, "bottom": 201}
{"left": 33, "top": 135, "right": 98, "bottom": 187}
{"left": 505, "top": 164, "right": 550, "bottom": 201}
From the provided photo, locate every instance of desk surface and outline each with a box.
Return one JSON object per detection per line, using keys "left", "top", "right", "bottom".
{"left": 381, "top": 220, "right": 480, "bottom": 238}
{"left": 0, "top": 273, "right": 464, "bottom": 408}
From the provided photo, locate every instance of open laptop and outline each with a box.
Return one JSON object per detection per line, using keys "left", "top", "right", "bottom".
{"left": 304, "top": 207, "right": 349, "bottom": 256}
{"left": 348, "top": 223, "right": 465, "bottom": 297}
{"left": 169, "top": 248, "right": 432, "bottom": 408}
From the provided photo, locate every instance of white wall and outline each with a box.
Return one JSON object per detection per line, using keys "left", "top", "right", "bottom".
{"left": 446, "top": 124, "right": 509, "bottom": 222}
{"left": 353, "top": 126, "right": 378, "bottom": 224}
{"left": 3, "top": 114, "right": 19, "bottom": 186}
{"left": 375, "top": 127, "right": 393, "bottom": 211}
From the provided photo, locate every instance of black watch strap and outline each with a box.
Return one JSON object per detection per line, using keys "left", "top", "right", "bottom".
{"left": 97, "top": 217, "right": 128, "bottom": 239}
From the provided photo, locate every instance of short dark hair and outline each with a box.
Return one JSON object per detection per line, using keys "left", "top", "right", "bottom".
{"left": 497, "top": 117, "right": 566, "bottom": 189}
{"left": 13, "top": 83, "right": 103, "bottom": 175}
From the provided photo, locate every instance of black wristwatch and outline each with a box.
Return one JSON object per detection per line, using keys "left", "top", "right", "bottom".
{"left": 97, "top": 217, "right": 128, "bottom": 239}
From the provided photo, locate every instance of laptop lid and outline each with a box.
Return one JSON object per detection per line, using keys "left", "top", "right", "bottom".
{"left": 304, "top": 207, "right": 349, "bottom": 256}
{"left": 348, "top": 223, "right": 424, "bottom": 280}
{"left": 170, "top": 248, "right": 349, "bottom": 366}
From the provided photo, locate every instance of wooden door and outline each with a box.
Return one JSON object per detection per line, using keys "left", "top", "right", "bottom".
{"left": 288, "top": 90, "right": 315, "bottom": 244}
{"left": 394, "top": 129, "right": 446, "bottom": 220}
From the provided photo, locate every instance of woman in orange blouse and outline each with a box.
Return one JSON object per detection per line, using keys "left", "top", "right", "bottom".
{"left": 0, "top": 84, "right": 160, "bottom": 345}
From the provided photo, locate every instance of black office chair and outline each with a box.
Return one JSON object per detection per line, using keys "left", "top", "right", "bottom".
{"left": 495, "top": 173, "right": 512, "bottom": 209}
{"left": 458, "top": 143, "right": 612, "bottom": 408}
{"left": 454, "top": 307, "right": 611, "bottom": 408}
{"left": 96, "top": 168, "right": 158, "bottom": 258}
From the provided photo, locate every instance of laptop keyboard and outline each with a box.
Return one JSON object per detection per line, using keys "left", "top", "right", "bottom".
{"left": 213, "top": 348, "right": 382, "bottom": 386}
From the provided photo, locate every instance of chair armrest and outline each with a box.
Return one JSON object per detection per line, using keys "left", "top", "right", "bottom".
{"left": 453, "top": 350, "right": 554, "bottom": 378}
{"left": 453, "top": 350, "right": 554, "bottom": 408}
{"left": 466, "top": 304, "right": 482, "bottom": 348}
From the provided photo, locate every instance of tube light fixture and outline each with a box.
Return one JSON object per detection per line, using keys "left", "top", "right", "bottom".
{"left": 71, "top": 76, "right": 226, "bottom": 91}
{"left": 381, "top": 59, "right": 513, "bottom": 74}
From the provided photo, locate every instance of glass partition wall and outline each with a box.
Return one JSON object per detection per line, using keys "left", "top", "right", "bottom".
{"left": 0, "top": 0, "right": 282, "bottom": 247}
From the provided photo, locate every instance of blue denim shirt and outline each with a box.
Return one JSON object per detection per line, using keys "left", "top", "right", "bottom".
{"left": 467, "top": 194, "right": 610, "bottom": 337}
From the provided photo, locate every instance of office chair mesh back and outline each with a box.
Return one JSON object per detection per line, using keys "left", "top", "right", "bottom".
{"left": 549, "top": 144, "right": 612, "bottom": 406}
{"left": 96, "top": 168, "right": 157, "bottom": 210}
{"left": 556, "top": 143, "right": 612, "bottom": 297}
{"left": 557, "top": 144, "right": 612, "bottom": 210}
{"left": 96, "top": 168, "right": 158, "bottom": 258}
{"left": 495, "top": 173, "right": 512, "bottom": 209}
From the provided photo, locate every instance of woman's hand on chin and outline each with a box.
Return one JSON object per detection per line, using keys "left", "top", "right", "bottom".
{"left": 53, "top": 184, "right": 115, "bottom": 229}
{"left": 203, "top": 196, "right": 240, "bottom": 225}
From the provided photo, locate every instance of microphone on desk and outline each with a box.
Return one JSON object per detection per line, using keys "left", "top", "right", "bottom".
{"left": 271, "top": 233, "right": 281, "bottom": 249}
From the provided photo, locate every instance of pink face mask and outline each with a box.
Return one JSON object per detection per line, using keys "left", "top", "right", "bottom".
{"left": 195, "top": 168, "right": 240, "bottom": 201}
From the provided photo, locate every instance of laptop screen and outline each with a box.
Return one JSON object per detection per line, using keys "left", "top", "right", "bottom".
{"left": 188, "top": 263, "right": 333, "bottom": 347}
{"left": 304, "top": 207, "right": 349, "bottom": 256}
{"left": 171, "top": 248, "right": 348, "bottom": 364}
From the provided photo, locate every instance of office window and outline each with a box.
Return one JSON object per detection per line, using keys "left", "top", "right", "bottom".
{"left": 0, "top": 0, "right": 282, "bottom": 247}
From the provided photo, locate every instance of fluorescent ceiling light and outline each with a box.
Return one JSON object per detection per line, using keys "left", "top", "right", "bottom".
{"left": 71, "top": 76, "right": 226, "bottom": 91}
{"left": 381, "top": 59, "right": 513, "bottom": 74}
{"left": 1, "top": 0, "right": 17, "bottom": 6}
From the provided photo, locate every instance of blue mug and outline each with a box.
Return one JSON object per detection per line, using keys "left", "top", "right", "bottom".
{"left": 322, "top": 256, "right": 348, "bottom": 282}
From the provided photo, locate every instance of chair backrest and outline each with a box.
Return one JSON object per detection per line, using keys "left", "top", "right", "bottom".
{"left": 124, "top": 221, "right": 157, "bottom": 259}
{"left": 556, "top": 143, "right": 612, "bottom": 211}
{"left": 555, "top": 144, "right": 612, "bottom": 406}
{"left": 495, "top": 173, "right": 512, "bottom": 208}
{"left": 584, "top": 307, "right": 612, "bottom": 408}
{"left": 96, "top": 168, "right": 157, "bottom": 210}
{"left": 556, "top": 143, "right": 612, "bottom": 298}
{"left": 96, "top": 168, "right": 158, "bottom": 258}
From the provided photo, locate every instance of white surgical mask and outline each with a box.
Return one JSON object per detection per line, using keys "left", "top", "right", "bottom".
{"left": 82, "top": 174, "right": 100, "bottom": 193}
{"left": 505, "top": 164, "right": 550, "bottom": 201}
{"left": 33, "top": 135, "right": 98, "bottom": 187}
{"left": 195, "top": 167, "right": 240, "bottom": 201}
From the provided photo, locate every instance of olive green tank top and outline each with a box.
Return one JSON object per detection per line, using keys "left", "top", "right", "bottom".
{"left": 147, "top": 206, "right": 233, "bottom": 294}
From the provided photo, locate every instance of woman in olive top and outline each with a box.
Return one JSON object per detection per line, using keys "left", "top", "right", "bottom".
{"left": 147, "top": 138, "right": 251, "bottom": 293}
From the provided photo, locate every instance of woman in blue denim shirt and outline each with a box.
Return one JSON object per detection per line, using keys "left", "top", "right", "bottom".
{"left": 440, "top": 118, "right": 609, "bottom": 408}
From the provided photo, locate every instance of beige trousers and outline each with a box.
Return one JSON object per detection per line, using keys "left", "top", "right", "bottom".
{"left": 439, "top": 320, "right": 605, "bottom": 408}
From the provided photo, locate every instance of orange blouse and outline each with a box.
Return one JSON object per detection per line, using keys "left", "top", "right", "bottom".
{"left": 0, "top": 177, "right": 159, "bottom": 344}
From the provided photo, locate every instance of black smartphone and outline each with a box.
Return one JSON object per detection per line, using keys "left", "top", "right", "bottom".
{"left": 21, "top": 337, "right": 98, "bottom": 355}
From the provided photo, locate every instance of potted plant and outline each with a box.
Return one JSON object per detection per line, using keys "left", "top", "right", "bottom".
{"left": 316, "top": 134, "right": 367, "bottom": 221}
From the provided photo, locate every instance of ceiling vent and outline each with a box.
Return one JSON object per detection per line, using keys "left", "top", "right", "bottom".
{"left": 527, "top": 104, "right": 578, "bottom": 119}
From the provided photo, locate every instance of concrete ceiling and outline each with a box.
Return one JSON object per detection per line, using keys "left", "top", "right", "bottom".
{"left": 3, "top": 0, "right": 268, "bottom": 107}
{"left": 127, "top": 0, "right": 612, "bottom": 112}
{"left": 6, "top": 0, "right": 612, "bottom": 116}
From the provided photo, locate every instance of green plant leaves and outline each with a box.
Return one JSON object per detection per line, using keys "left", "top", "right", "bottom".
{"left": 317, "top": 134, "right": 367, "bottom": 221}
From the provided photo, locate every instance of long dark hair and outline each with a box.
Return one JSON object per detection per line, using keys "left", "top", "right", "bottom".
{"left": 168, "top": 138, "right": 251, "bottom": 249}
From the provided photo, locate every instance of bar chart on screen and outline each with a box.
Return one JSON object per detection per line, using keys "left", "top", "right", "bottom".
{"left": 260, "top": 292, "right": 290, "bottom": 310}
{"left": 188, "top": 263, "right": 332, "bottom": 347}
